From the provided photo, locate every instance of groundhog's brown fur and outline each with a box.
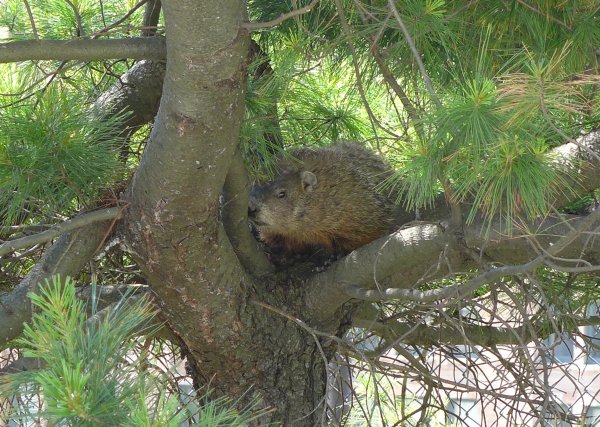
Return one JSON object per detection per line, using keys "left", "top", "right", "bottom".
{"left": 248, "top": 143, "right": 398, "bottom": 253}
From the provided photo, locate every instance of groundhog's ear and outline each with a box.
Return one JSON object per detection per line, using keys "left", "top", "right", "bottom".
{"left": 301, "top": 171, "right": 318, "bottom": 192}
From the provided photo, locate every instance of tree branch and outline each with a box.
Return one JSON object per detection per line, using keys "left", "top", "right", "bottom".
{"left": 352, "top": 315, "right": 532, "bottom": 347}
{"left": 121, "top": 0, "right": 254, "bottom": 388}
{"left": 0, "top": 37, "right": 166, "bottom": 63}
{"left": 387, "top": 0, "right": 441, "bottom": 107}
{"left": 222, "top": 148, "right": 274, "bottom": 276}
{"left": 243, "top": 0, "right": 320, "bottom": 30}
{"left": 308, "top": 212, "right": 600, "bottom": 322}
{"left": 354, "top": 309, "right": 600, "bottom": 348}
{"left": 0, "top": 219, "right": 115, "bottom": 345}
{"left": 305, "top": 223, "right": 456, "bottom": 320}
{"left": 353, "top": 7, "right": 424, "bottom": 137}
{"left": 344, "top": 207, "right": 600, "bottom": 304}
{"left": 141, "top": 0, "right": 162, "bottom": 37}
{"left": 0, "top": 207, "right": 121, "bottom": 257}
{"left": 94, "top": 59, "right": 165, "bottom": 129}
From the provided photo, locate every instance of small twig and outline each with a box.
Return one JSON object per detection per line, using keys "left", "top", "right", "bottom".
{"left": 34, "top": 60, "right": 69, "bottom": 109}
{"left": 92, "top": 0, "right": 150, "bottom": 38}
{"left": 22, "top": 0, "right": 39, "bottom": 40}
{"left": 64, "top": 0, "right": 84, "bottom": 36}
{"left": 94, "top": 202, "right": 129, "bottom": 254}
{"left": 334, "top": 0, "right": 404, "bottom": 147}
{"left": 0, "top": 207, "right": 122, "bottom": 257}
{"left": 0, "top": 223, "right": 53, "bottom": 236}
{"left": 99, "top": 0, "right": 107, "bottom": 28}
{"left": 355, "top": 7, "right": 424, "bottom": 138}
{"left": 387, "top": 0, "right": 442, "bottom": 108}
{"left": 514, "top": 0, "right": 571, "bottom": 31}
{"left": 243, "top": 0, "right": 320, "bottom": 30}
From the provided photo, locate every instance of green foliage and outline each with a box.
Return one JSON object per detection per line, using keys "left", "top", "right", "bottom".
{"left": 1, "top": 276, "right": 173, "bottom": 426}
{"left": 280, "top": 63, "right": 373, "bottom": 145}
{"left": 244, "top": 0, "right": 599, "bottom": 229}
{"left": 1, "top": 277, "right": 268, "bottom": 426}
{"left": 0, "top": 0, "right": 145, "bottom": 40}
{"left": 387, "top": 139, "right": 442, "bottom": 210}
{"left": 0, "top": 87, "right": 126, "bottom": 225}
{"left": 453, "top": 136, "right": 572, "bottom": 227}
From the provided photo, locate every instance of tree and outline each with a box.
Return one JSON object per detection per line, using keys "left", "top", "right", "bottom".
{"left": 0, "top": 0, "right": 599, "bottom": 425}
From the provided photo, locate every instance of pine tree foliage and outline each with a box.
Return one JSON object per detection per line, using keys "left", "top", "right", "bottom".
{"left": 2, "top": 1, "right": 595, "bottom": 226}
{"left": 1, "top": 276, "right": 171, "bottom": 425}
{"left": 245, "top": 0, "right": 599, "bottom": 226}
{"left": 0, "top": 277, "right": 267, "bottom": 426}
{"left": 0, "top": 0, "right": 146, "bottom": 39}
{"left": 0, "top": 86, "right": 127, "bottom": 226}
{"left": 0, "top": 0, "right": 145, "bottom": 227}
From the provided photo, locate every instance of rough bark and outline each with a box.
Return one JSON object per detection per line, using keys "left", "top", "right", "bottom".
{"left": 94, "top": 60, "right": 166, "bottom": 130}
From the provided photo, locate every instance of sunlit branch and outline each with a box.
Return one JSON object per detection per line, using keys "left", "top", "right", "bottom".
{"left": 0, "top": 37, "right": 165, "bottom": 63}
{"left": 0, "top": 207, "right": 121, "bottom": 257}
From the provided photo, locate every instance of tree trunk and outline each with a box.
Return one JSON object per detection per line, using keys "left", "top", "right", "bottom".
{"left": 118, "top": 1, "right": 337, "bottom": 423}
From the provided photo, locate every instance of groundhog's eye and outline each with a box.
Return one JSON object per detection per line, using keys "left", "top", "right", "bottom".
{"left": 277, "top": 190, "right": 286, "bottom": 199}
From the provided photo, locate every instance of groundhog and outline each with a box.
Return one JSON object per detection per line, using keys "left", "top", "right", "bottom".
{"left": 248, "top": 143, "right": 399, "bottom": 253}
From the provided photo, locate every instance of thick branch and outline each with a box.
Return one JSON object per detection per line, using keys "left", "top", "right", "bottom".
{"left": 305, "top": 223, "right": 458, "bottom": 320}
{"left": 308, "top": 213, "right": 600, "bottom": 322}
{"left": 94, "top": 59, "right": 165, "bottom": 129}
{"left": 0, "top": 207, "right": 120, "bottom": 257}
{"left": 344, "top": 207, "right": 600, "bottom": 303}
{"left": 0, "top": 37, "right": 165, "bottom": 63}
{"left": 222, "top": 149, "right": 273, "bottom": 276}
{"left": 0, "top": 219, "right": 114, "bottom": 345}
{"left": 122, "top": 0, "right": 254, "bottom": 396}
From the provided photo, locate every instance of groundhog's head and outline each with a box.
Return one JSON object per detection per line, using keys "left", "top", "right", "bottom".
{"left": 248, "top": 167, "right": 318, "bottom": 237}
